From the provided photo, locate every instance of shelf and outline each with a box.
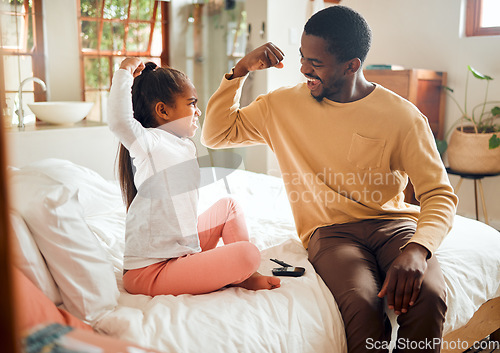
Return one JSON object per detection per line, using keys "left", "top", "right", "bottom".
{"left": 6, "top": 120, "right": 106, "bottom": 134}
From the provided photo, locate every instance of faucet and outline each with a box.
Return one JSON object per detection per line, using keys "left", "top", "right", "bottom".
{"left": 16, "top": 77, "right": 47, "bottom": 129}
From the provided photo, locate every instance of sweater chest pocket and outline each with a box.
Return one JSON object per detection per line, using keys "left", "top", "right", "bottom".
{"left": 347, "top": 133, "right": 386, "bottom": 170}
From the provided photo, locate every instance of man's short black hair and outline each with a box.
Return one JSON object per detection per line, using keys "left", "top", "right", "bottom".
{"left": 304, "top": 5, "right": 372, "bottom": 64}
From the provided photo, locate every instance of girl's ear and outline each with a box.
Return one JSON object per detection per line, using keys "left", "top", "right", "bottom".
{"left": 155, "top": 102, "right": 169, "bottom": 122}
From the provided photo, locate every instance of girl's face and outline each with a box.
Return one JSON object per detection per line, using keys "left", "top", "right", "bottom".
{"left": 162, "top": 82, "right": 201, "bottom": 138}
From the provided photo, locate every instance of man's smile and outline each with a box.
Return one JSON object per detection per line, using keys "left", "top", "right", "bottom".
{"left": 306, "top": 76, "right": 321, "bottom": 91}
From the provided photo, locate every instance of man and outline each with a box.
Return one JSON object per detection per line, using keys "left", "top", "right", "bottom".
{"left": 202, "top": 5, "right": 457, "bottom": 353}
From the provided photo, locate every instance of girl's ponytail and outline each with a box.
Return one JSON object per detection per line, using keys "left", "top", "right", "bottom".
{"left": 118, "top": 144, "right": 136, "bottom": 210}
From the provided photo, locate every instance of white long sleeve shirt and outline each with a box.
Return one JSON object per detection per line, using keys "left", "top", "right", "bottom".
{"left": 108, "top": 69, "right": 201, "bottom": 270}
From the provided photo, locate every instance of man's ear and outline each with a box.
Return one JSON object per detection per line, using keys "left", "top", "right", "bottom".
{"left": 344, "top": 58, "right": 362, "bottom": 75}
{"left": 155, "top": 102, "right": 169, "bottom": 122}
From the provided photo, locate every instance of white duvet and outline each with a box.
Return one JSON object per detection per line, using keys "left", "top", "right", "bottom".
{"left": 86, "top": 167, "right": 500, "bottom": 353}
{"left": 96, "top": 240, "right": 345, "bottom": 353}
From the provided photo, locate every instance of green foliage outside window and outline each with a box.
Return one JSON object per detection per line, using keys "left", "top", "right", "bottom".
{"left": 80, "top": 0, "right": 160, "bottom": 91}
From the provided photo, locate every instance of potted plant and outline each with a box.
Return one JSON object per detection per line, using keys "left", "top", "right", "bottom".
{"left": 436, "top": 66, "right": 500, "bottom": 174}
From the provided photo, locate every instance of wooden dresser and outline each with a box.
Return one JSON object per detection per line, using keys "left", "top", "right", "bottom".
{"left": 364, "top": 68, "right": 447, "bottom": 140}
{"left": 363, "top": 68, "right": 447, "bottom": 203}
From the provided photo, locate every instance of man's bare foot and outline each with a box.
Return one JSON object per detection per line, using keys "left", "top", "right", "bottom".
{"left": 234, "top": 272, "right": 281, "bottom": 290}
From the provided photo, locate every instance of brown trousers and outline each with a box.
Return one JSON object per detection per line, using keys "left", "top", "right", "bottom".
{"left": 308, "top": 219, "right": 447, "bottom": 353}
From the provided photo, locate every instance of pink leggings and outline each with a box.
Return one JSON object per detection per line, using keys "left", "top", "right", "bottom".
{"left": 122, "top": 197, "right": 261, "bottom": 296}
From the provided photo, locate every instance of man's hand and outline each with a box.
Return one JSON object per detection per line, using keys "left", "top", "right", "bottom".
{"left": 377, "top": 243, "right": 429, "bottom": 315}
{"left": 119, "top": 57, "right": 145, "bottom": 78}
{"left": 231, "top": 42, "right": 285, "bottom": 79}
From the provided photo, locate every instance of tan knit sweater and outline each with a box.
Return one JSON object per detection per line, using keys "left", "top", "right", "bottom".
{"left": 202, "top": 74, "right": 458, "bottom": 254}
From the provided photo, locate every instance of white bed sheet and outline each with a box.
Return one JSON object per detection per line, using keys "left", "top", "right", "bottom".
{"left": 50, "top": 166, "right": 499, "bottom": 352}
{"left": 436, "top": 215, "right": 500, "bottom": 334}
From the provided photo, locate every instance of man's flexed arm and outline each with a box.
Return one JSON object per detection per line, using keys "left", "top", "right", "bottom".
{"left": 201, "top": 43, "right": 284, "bottom": 149}
{"left": 231, "top": 42, "right": 285, "bottom": 79}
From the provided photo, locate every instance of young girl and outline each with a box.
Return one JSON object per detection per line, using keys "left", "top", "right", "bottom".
{"left": 108, "top": 58, "right": 280, "bottom": 296}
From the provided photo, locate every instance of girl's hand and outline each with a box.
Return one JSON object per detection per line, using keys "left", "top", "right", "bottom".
{"left": 231, "top": 42, "right": 284, "bottom": 79}
{"left": 119, "top": 58, "right": 145, "bottom": 78}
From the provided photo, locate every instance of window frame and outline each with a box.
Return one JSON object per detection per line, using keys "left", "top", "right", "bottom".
{"left": 466, "top": 0, "right": 500, "bottom": 37}
{"left": 77, "top": 0, "right": 170, "bottom": 103}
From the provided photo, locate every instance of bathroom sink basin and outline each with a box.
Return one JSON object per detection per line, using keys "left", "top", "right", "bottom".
{"left": 27, "top": 101, "right": 94, "bottom": 125}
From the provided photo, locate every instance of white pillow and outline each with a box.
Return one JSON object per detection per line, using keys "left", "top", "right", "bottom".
{"left": 19, "top": 158, "right": 122, "bottom": 217}
{"left": 9, "top": 210, "right": 62, "bottom": 305}
{"left": 9, "top": 170, "right": 119, "bottom": 324}
{"left": 16, "top": 158, "right": 127, "bottom": 278}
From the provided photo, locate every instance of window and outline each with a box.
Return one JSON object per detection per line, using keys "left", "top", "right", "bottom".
{"left": 0, "top": 0, "right": 46, "bottom": 125}
{"left": 78, "top": 0, "right": 169, "bottom": 122}
{"left": 466, "top": 0, "right": 500, "bottom": 37}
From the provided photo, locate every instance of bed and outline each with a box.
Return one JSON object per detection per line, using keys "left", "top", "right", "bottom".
{"left": 8, "top": 158, "right": 500, "bottom": 353}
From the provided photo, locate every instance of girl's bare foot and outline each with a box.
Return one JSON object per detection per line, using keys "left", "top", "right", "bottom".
{"left": 235, "top": 272, "right": 281, "bottom": 290}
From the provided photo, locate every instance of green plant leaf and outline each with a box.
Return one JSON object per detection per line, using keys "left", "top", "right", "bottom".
{"left": 491, "top": 106, "right": 500, "bottom": 116}
{"left": 435, "top": 138, "right": 448, "bottom": 156}
{"left": 443, "top": 85, "right": 454, "bottom": 93}
{"left": 468, "top": 65, "right": 493, "bottom": 80}
{"left": 489, "top": 134, "right": 500, "bottom": 149}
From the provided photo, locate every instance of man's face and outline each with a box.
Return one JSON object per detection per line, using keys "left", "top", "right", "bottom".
{"left": 299, "top": 33, "right": 348, "bottom": 102}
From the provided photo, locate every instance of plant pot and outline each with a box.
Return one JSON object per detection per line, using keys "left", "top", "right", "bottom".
{"left": 447, "top": 127, "right": 500, "bottom": 174}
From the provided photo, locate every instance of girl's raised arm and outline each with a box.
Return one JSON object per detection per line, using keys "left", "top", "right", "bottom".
{"left": 107, "top": 59, "right": 147, "bottom": 150}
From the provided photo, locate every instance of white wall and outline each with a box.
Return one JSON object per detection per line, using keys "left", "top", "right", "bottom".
{"left": 241, "top": 0, "right": 311, "bottom": 175}
{"left": 168, "top": 0, "right": 192, "bottom": 73}
{"left": 43, "top": 0, "right": 81, "bottom": 101}
{"left": 342, "top": 0, "right": 500, "bottom": 228}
